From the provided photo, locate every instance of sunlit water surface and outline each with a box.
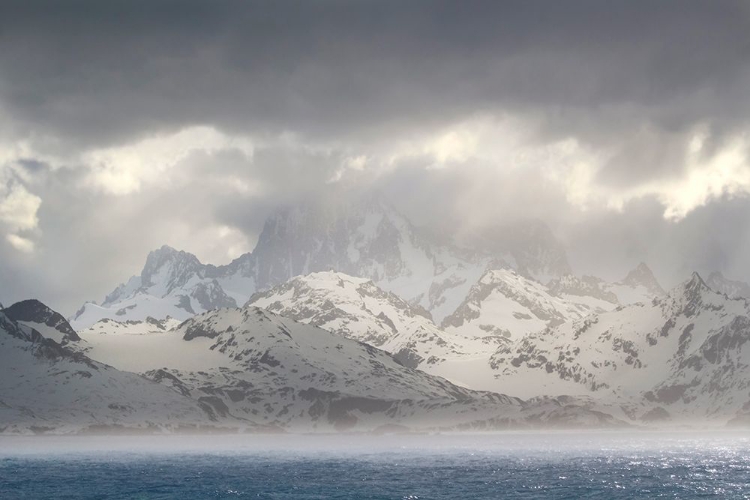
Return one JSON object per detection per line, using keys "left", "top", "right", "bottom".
{"left": 2, "top": 432, "right": 750, "bottom": 499}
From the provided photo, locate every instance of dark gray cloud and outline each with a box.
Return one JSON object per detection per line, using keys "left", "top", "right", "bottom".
{"left": 2, "top": 1, "right": 750, "bottom": 312}
{"left": 3, "top": 1, "right": 750, "bottom": 152}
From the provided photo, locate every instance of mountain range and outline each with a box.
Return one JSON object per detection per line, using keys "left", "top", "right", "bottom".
{"left": 70, "top": 196, "right": 570, "bottom": 330}
{"left": 4, "top": 197, "right": 750, "bottom": 433}
{"left": 1, "top": 298, "right": 619, "bottom": 433}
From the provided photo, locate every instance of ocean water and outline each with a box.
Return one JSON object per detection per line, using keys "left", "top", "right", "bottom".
{"left": 2, "top": 432, "right": 750, "bottom": 499}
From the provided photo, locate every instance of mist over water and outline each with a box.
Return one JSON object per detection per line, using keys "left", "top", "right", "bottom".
{"left": 3, "top": 432, "right": 750, "bottom": 499}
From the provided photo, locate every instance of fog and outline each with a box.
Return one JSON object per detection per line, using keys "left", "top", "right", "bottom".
{"left": 3, "top": 2, "right": 750, "bottom": 312}
{"left": 3, "top": 431, "right": 750, "bottom": 457}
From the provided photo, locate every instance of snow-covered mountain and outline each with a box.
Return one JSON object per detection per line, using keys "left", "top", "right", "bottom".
{"left": 139, "top": 306, "right": 620, "bottom": 431}
{"left": 71, "top": 246, "right": 237, "bottom": 330}
{"left": 0, "top": 305, "right": 219, "bottom": 434}
{"left": 547, "top": 262, "right": 666, "bottom": 309}
{"left": 489, "top": 273, "right": 750, "bottom": 423}
{"left": 441, "top": 269, "right": 595, "bottom": 344}
{"left": 706, "top": 271, "right": 750, "bottom": 300}
{"left": 5, "top": 298, "right": 621, "bottom": 432}
{"left": 232, "top": 196, "right": 496, "bottom": 323}
{"left": 71, "top": 196, "right": 577, "bottom": 330}
{"left": 246, "top": 271, "right": 487, "bottom": 373}
{"left": 5, "top": 299, "right": 81, "bottom": 345}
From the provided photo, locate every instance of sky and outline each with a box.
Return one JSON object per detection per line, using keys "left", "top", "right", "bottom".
{"left": 2, "top": 1, "right": 750, "bottom": 314}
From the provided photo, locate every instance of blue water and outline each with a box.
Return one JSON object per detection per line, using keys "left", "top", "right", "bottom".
{"left": 2, "top": 432, "right": 750, "bottom": 498}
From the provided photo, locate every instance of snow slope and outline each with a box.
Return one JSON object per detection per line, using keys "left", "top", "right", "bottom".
{"left": 246, "top": 271, "right": 491, "bottom": 374}
{"left": 490, "top": 273, "right": 750, "bottom": 423}
{"left": 0, "top": 308, "right": 219, "bottom": 434}
{"left": 441, "top": 269, "right": 594, "bottom": 341}
{"left": 139, "top": 306, "right": 620, "bottom": 431}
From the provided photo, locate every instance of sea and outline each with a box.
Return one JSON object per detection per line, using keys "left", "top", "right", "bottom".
{"left": 1, "top": 431, "right": 750, "bottom": 499}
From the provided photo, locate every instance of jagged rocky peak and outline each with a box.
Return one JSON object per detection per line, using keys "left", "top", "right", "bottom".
{"left": 474, "top": 219, "right": 572, "bottom": 283}
{"left": 102, "top": 275, "right": 141, "bottom": 307}
{"left": 249, "top": 194, "right": 490, "bottom": 322}
{"left": 706, "top": 271, "right": 750, "bottom": 300}
{"left": 621, "top": 262, "right": 666, "bottom": 296}
{"left": 140, "top": 245, "right": 205, "bottom": 291}
{"left": 660, "top": 272, "right": 715, "bottom": 315}
{"left": 509, "top": 220, "right": 572, "bottom": 281}
{"left": 252, "top": 194, "right": 427, "bottom": 287}
{"left": 672, "top": 272, "right": 711, "bottom": 299}
{"left": 4, "top": 299, "right": 81, "bottom": 343}
{"left": 441, "top": 268, "right": 588, "bottom": 339}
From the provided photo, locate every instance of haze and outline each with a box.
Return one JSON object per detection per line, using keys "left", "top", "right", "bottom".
{"left": 2, "top": 2, "right": 750, "bottom": 314}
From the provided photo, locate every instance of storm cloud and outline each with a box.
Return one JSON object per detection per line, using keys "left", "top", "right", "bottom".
{"left": 1, "top": 0, "right": 750, "bottom": 312}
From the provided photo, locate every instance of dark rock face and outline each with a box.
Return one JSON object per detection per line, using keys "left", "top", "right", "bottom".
{"left": 191, "top": 280, "right": 237, "bottom": 311}
{"left": 4, "top": 299, "right": 81, "bottom": 342}
{"left": 640, "top": 407, "right": 671, "bottom": 422}
{"left": 183, "top": 323, "right": 221, "bottom": 341}
{"left": 241, "top": 196, "right": 491, "bottom": 309}
{"left": 393, "top": 348, "right": 423, "bottom": 369}
{"left": 1, "top": 310, "right": 96, "bottom": 367}
{"left": 622, "top": 262, "right": 666, "bottom": 296}
{"left": 547, "top": 275, "right": 619, "bottom": 304}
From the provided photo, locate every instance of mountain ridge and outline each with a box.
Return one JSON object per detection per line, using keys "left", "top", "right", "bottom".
{"left": 71, "top": 197, "right": 573, "bottom": 329}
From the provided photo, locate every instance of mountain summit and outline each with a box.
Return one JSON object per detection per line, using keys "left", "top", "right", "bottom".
{"left": 72, "top": 197, "right": 576, "bottom": 329}
{"left": 621, "top": 262, "right": 666, "bottom": 297}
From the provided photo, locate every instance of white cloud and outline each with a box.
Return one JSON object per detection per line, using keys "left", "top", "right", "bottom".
{"left": 657, "top": 134, "right": 750, "bottom": 220}
{"left": 398, "top": 117, "right": 750, "bottom": 222}
{"left": 555, "top": 131, "right": 750, "bottom": 220}
{"left": 0, "top": 180, "right": 42, "bottom": 253}
{"left": 0, "top": 182, "right": 41, "bottom": 231}
{"left": 6, "top": 233, "right": 34, "bottom": 253}
{"left": 83, "top": 126, "right": 254, "bottom": 195}
{"left": 328, "top": 154, "right": 369, "bottom": 183}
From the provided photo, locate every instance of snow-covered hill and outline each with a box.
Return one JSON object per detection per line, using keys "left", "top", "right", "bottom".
{"left": 246, "top": 271, "right": 489, "bottom": 373}
{"left": 71, "top": 197, "right": 576, "bottom": 329}
{"left": 489, "top": 273, "right": 750, "bottom": 423}
{"left": 140, "top": 306, "right": 620, "bottom": 431}
{"left": 6, "top": 298, "right": 623, "bottom": 432}
{"left": 244, "top": 266, "right": 669, "bottom": 394}
{"left": 0, "top": 306, "right": 219, "bottom": 434}
{"left": 70, "top": 301, "right": 623, "bottom": 431}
